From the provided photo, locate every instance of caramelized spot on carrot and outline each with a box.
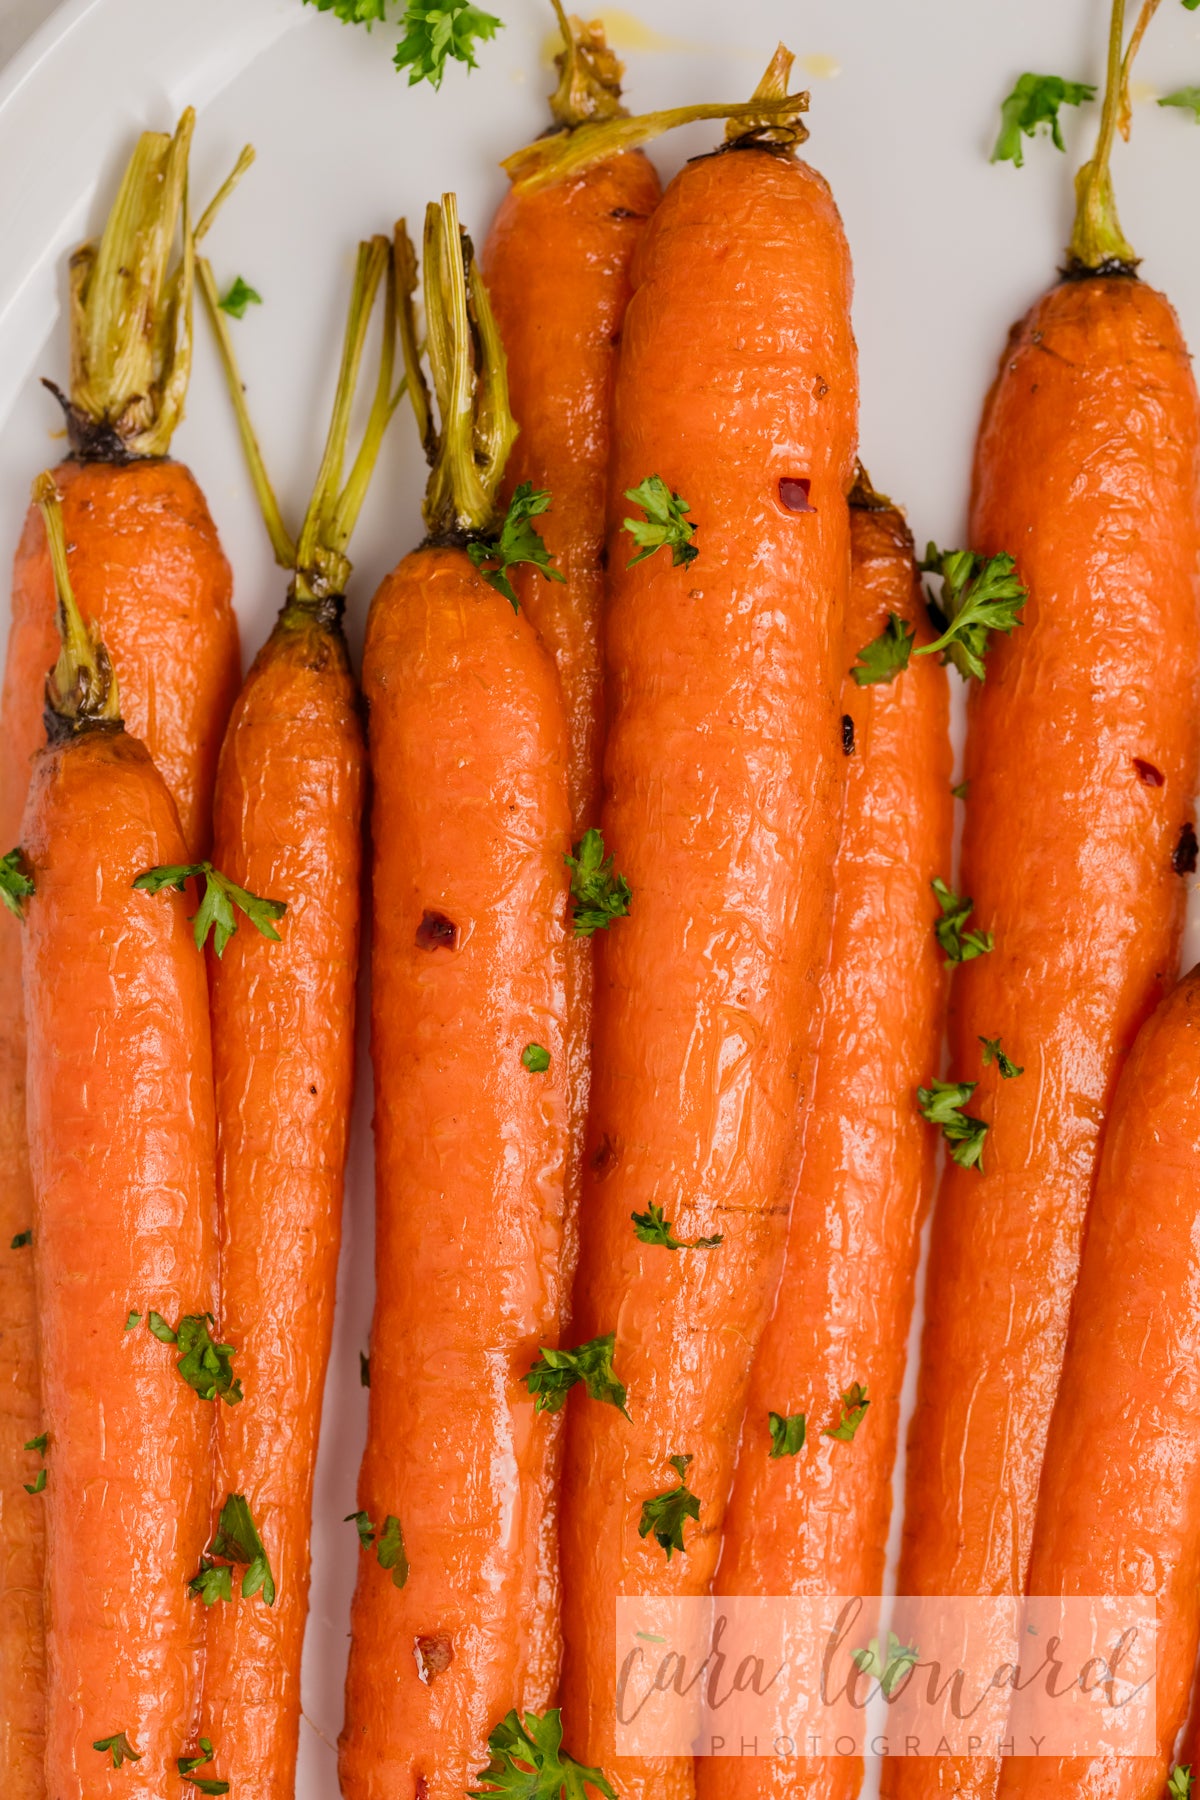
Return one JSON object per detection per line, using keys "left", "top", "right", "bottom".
{"left": 413, "top": 1635, "right": 453, "bottom": 1685}
{"left": 779, "top": 478, "right": 815, "bottom": 514}
{"left": 415, "top": 910, "right": 458, "bottom": 951}
{"left": 610, "top": 207, "right": 644, "bottom": 221}
{"left": 1173, "top": 823, "right": 1198, "bottom": 875}
{"left": 841, "top": 715, "right": 855, "bottom": 757}
{"left": 415, "top": 1780, "right": 429, "bottom": 1800}
{"left": 1134, "top": 757, "right": 1164, "bottom": 787}
{"left": 592, "top": 1133, "right": 620, "bottom": 1178}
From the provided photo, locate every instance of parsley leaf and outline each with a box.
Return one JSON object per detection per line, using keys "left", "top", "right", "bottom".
{"left": 10, "top": 1230, "right": 31, "bottom": 1248}
{"left": 851, "top": 613, "right": 916, "bottom": 687}
{"left": 469, "top": 1707, "right": 617, "bottom": 1799}
{"left": 133, "top": 861, "right": 286, "bottom": 959}
{"left": 916, "top": 545, "right": 1027, "bottom": 681}
{"left": 768, "top": 1410, "right": 806, "bottom": 1458}
{"left": 1160, "top": 88, "right": 1200, "bottom": 119}
{"left": 394, "top": 3, "right": 502, "bottom": 88}
{"left": 824, "top": 1382, "right": 870, "bottom": 1443}
{"left": 467, "top": 484, "right": 565, "bottom": 612}
{"left": 124, "top": 1310, "right": 141, "bottom": 1330}
{"left": 217, "top": 277, "right": 262, "bottom": 319}
{"left": 23, "top": 1432, "right": 47, "bottom": 1491}
{"left": 25, "top": 1433, "right": 47, "bottom": 1452}
{"left": 0, "top": 847, "right": 34, "bottom": 920}
{"left": 638, "top": 1453, "right": 700, "bottom": 1561}
{"left": 521, "top": 1043, "right": 551, "bottom": 1074}
{"left": 93, "top": 1733, "right": 141, "bottom": 1769}
{"left": 1168, "top": 1769, "right": 1193, "bottom": 1800}
{"left": 345, "top": 1509, "right": 409, "bottom": 1587}
{"left": 24, "top": 1468, "right": 46, "bottom": 1495}
{"left": 190, "top": 1494, "right": 275, "bottom": 1606}
{"left": 932, "top": 878, "right": 994, "bottom": 965}
{"left": 631, "top": 1203, "right": 723, "bottom": 1251}
{"left": 303, "top": 0, "right": 389, "bottom": 20}
{"left": 979, "top": 1036, "right": 1024, "bottom": 1079}
{"left": 992, "top": 73, "right": 1096, "bottom": 167}
{"left": 918, "top": 1079, "right": 989, "bottom": 1172}
{"left": 565, "top": 829, "right": 631, "bottom": 937}
{"left": 951, "top": 780, "right": 969, "bottom": 800}
{"left": 524, "top": 1333, "right": 629, "bottom": 1418}
{"left": 852, "top": 1632, "right": 920, "bottom": 1697}
{"left": 188, "top": 1559, "right": 234, "bottom": 1606}
{"left": 147, "top": 1313, "right": 242, "bottom": 1405}
{"left": 622, "top": 476, "right": 698, "bottom": 569}
{"left": 177, "top": 1737, "right": 230, "bottom": 1794}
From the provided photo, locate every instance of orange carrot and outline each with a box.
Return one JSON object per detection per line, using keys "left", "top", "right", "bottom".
{"left": 21, "top": 475, "right": 222, "bottom": 1800}
{"left": 558, "top": 51, "right": 857, "bottom": 1800}
{"left": 338, "top": 197, "right": 573, "bottom": 1800}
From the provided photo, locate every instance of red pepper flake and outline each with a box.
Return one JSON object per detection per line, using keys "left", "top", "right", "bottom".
{"left": 413, "top": 1635, "right": 453, "bottom": 1685}
{"left": 1173, "top": 823, "right": 1198, "bottom": 876}
{"left": 1133, "top": 757, "right": 1164, "bottom": 787}
{"left": 415, "top": 910, "right": 458, "bottom": 951}
{"left": 778, "top": 478, "right": 815, "bottom": 514}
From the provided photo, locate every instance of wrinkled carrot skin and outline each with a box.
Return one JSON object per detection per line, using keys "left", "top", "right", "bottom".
{"left": 560, "top": 146, "right": 857, "bottom": 1800}
{"left": 0, "top": 457, "right": 237, "bottom": 1795}
{"left": 698, "top": 498, "right": 951, "bottom": 1800}
{"left": 483, "top": 148, "right": 662, "bottom": 1700}
{"left": 993, "top": 968, "right": 1200, "bottom": 1800}
{"left": 200, "top": 601, "right": 364, "bottom": 1800}
{"left": 339, "top": 547, "right": 572, "bottom": 1800}
{"left": 21, "top": 725, "right": 218, "bottom": 1800}
{"left": 886, "top": 277, "right": 1200, "bottom": 1800}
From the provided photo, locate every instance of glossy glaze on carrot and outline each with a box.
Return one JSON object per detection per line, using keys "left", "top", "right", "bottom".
{"left": 559, "top": 131, "right": 857, "bottom": 1800}
{"left": 338, "top": 547, "right": 572, "bottom": 1800}
{"left": 23, "top": 725, "right": 219, "bottom": 1800}
{"left": 885, "top": 275, "right": 1200, "bottom": 1800}
{"left": 199, "top": 599, "right": 364, "bottom": 1800}
{"left": 698, "top": 492, "right": 950, "bottom": 1800}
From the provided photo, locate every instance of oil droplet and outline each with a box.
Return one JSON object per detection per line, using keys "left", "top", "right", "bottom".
{"left": 798, "top": 52, "right": 841, "bottom": 79}
{"left": 595, "top": 9, "right": 698, "bottom": 52}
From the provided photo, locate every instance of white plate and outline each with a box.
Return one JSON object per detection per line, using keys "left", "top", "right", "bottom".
{"left": 4, "top": 1, "right": 1200, "bottom": 1793}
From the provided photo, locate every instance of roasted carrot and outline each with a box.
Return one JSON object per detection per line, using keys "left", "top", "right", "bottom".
{"left": 187, "top": 242, "right": 394, "bottom": 1800}
{"left": 0, "top": 115, "right": 245, "bottom": 1794}
{"left": 20, "top": 476, "right": 221, "bottom": 1799}
{"left": 886, "top": 10, "right": 1200, "bottom": 1800}
{"left": 990, "top": 965, "right": 1200, "bottom": 1798}
{"left": 558, "top": 51, "right": 857, "bottom": 1800}
{"left": 338, "top": 197, "right": 573, "bottom": 1800}
{"left": 696, "top": 475, "right": 951, "bottom": 1800}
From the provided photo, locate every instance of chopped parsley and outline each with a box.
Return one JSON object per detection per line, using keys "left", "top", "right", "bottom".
{"left": 133, "top": 861, "right": 286, "bottom": 958}
{"left": 932, "top": 877, "right": 994, "bottom": 964}
{"left": 565, "top": 830, "right": 631, "bottom": 937}
{"left": 23, "top": 1432, "right": 47, "bottom": 1494}
{"left": 523, "top": 1333, "right": 628, "bottom": 1417}
{"left": 631, "top": 1203, "right": 723, "bottom": 1251}
{"left": 638, "top": 1454, "right": 700, "bottom": 1561}
{"left": 124, "top": 1310, "right": 141, "bottom": 1330}
{"left": 852, "top": 1632, "right": 920, "bottom": 1697}
{"left": 979, "top": 1036, "right": 1023, "bottom": 1079}
{"left": 1168, "top": 1769, "right": 1193, "bottom": 1800}
{"left": 93, "top": 1733, "right": 141, "bottom": 1769}
{"left": 10, "top": 1230, "right": 31, "bottom": 1249}
{"left": 768, "top": 1410, "right": 806, "bottom": 1458}
{"left": 918, "top": 1079, "right": 989, "bottom": 1172}
{"left": 177, "top": 1738, "right": 230, "bottom": 1795}
{"left": 190, "top": 1493, "right": 275, "bottom": 1606}
{"left": 467, "top": 484, "right": 565, "bottom": 612}
{"left": 992, "top": 73, "right": 1096, "bottom": 167}
{"left": 917, "top": 545, "right": 1027, "bottom": 681}
{"left": 824, "top": 1383, "right": 869, "bottom": 1443}
{"left": 346, "top": 1509, "right": 409, "bottom": 1588}
{"left": 217, "top": 277, "right": 262, "bottom": 319}
{"left": 622, "top": 476, "right": 698, "bottom": 569}
{"left": 851, "top": 613, "right": 915, "bottom": 687}
{"left": 469, "top": 1708, "right": 616, "bottom": 1799}
{"left": 147, "top": 1312, "right": 242, "bottom": 1405}
{"left": 521, "top": 1043, "right": 551, "bottom": 1074}
{"left": 0, "top": 848, "right": 33, "bottom": 920}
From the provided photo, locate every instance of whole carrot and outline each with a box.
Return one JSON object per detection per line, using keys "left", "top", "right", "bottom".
{"left": 338, "top": 197, "right": 573, "bottom": 1800}
{"left": 697, "top": 474, "right": 951, "bottom": 1800}
{"left": 21, "top": 476, "right": 222, "bottom": 1800}
{"left": 886, "top": 9, "right": 1200, "bottom": 1800}
{"left": 187, "top": 241, "right": 393, "bottom": 1800}
{"left": 559, "top": 51, "right": 857, "bottom": 1800}
{"left": 0, "top": 114, "right": 245, "bottom": 1794}
{"left": 991, "top": 967, "right": 1200, "bottom": 1800}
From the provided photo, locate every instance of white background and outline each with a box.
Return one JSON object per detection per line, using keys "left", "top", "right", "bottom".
{"left": 3, "top": 0, "right": 1200, "bottom": 1790}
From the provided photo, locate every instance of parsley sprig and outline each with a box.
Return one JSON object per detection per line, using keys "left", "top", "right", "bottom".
{"left": 918, "top": 1079, "right": 989, "bottom": 1172}
{"left": 467, "top": 483, "right": 565, "bottom": 611}
{"left": 622, "top": 476, "right": 698, "bottom": 569}
{"left": 979, "top": 1036, "right": 1024, "bottom": 1079}
{"left": 302, "top": 0, "right": 502, "bottom": 89}
{"left": 133, "top": 861, "right": 286, "bottom": 958}
{"left": 932, "top": 878, "right": 994, "bottom": 964}
{"left": 824, "top": 1383, "right": 869, "bottom": 1444}
{"left": 0, "top": 848, "right": 33, "bottom": 920}
{"left": 523, "top": 1333, "right": 628, "bottom": 1418}
{"left": 638, "top": 1453, "right": 700, "bottom": 1561}
{"left": 1168, "top": 1768, "right": 1193, "bottom": 1800}
{"left": 93, "top": 1733, "right": 141, "bottom": 1769}
{"left": 1161, "top": 89, "right": 1200, "bottom": 120}
{"left": 190, "top": 1493, "right": 275, "bottom": 1607}
{"left": 917, "top": 545, "right": 1027, "bottom": 681}
{"left": 631, "top": 1203, "right": 723, "bottom": 1251}
{"left": 992, "top": 74, "right": 1096, "bottom": 167}
{"left": 768, "top": 1410, "right": 806, "bottom": 1458}
{"left": 469, "top": 1708, "right": 616, "bottom": 1799}
{"left": 217, "top": 276, "right": 262, "bottom": 318}
{"left": 565, "top": 830, "right": 631, "bottom": 937}
{"left": 852, "top": 1632, "right": 920, "bottom": 1697}
{"left": 147, "top": 1312, "right": 243, "bottom": 1405}
{"left": 851, "top": 613, "right": 915, "bottom": 687}
{"left": 346, "top": 1509, "right": 409, "bottom": 1588}
{"left": 177, "top": 1739, "right": 230, "bottom": 1796}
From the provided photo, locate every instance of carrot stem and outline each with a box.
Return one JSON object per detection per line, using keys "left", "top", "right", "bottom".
{"left": 546, "top": 0, "right": 626, "bottom": 128}
{"left": 1069, "top": 0, "right": 1140, "bottom": 269}
{"left": 33, "top": 473, "right": 120, "bottom": 727}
